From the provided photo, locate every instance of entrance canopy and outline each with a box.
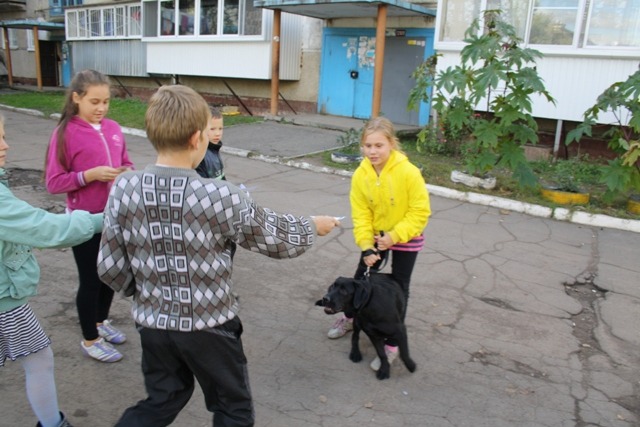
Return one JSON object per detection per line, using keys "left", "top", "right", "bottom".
{"left": 1, "top": 20, "right": 65, "bottom": 90}
{"left": 253, "top": 0, "right": 435, "bottom": 118}
{"left": 0, "top": 19, "right": 64, "bottom": 31}
{"left": 253, "top": 0, "right": 436, "bottom": 19}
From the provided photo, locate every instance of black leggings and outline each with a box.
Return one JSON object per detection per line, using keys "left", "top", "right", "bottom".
{"left": 72, "top": 233, "right": 115, "bottom": 341}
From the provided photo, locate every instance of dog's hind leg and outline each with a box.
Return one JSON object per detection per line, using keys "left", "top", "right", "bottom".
{"left": 368, "top": 337, "right": 390, "bottom": 380}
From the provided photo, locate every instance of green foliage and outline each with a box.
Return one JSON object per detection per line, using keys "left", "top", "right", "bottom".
{"left": 542, "top": 157, "right": 600, "bottom": 193}
{"left": 337, "top": 127, "right": 363, "bottom": 149}
{"left": 566, "top": 69, "right": 640, "bottom": 197}
{"left": 415, "top": 125, "right": 443, "bottom": 154}
{"left": 409, "top": 9, "right": 555, "bottom": 189}
{"left": 0, "top": 92, "right": 64, "bottom": 117}
{"left": 0, "top": 91, "right": 261, "bottom": 130}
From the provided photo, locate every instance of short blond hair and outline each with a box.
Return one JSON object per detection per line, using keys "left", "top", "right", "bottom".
{"left": 360, "top": 116, "right": 402, "bottom": 152}
{"left": 145, "top": 85, "right": 211, "bottom": 152}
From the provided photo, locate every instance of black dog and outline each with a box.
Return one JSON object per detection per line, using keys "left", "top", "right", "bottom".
{"left": 315, "top": 273, "right": 416, "bottom": 380}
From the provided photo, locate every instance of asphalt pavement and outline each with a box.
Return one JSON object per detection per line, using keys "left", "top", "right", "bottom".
{"left": 0, "top": 105, "right": 639, "bottom": 427}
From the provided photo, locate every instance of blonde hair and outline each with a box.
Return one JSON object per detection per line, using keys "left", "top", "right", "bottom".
{"left": 210, "top": 107, "right": 222, "bottom": 120}
{"left": 145, "top": 85, "right": 211, "bottom": 152}
{"left": 360, "top": 116, "right": 404, "bottom": 154}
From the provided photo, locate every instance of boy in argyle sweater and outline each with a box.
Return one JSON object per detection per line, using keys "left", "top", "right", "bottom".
{"left": 97, "top": 85, "right": 339, "bottom": 427}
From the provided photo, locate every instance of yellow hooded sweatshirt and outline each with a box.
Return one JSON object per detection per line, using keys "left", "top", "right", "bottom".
{"left": 350, "top": 150, "right": 431, "bottom": 251}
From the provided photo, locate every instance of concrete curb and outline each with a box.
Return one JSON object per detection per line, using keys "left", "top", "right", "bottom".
{"left": 427, "top": 185, "right": 640, "bottom": 233}
{"left": 0, "top": 104, "right": 45, "bottom": 117}
{"left": 2, "top": 103, "right": 639, "bottom": 233}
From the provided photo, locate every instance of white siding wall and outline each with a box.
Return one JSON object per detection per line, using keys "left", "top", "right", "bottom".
{"left": 72, "top": 40, "right": 147, "bottom": 76}
{"left": 146, "top": 41, "right": 272, "bottom": 78}
{"left": 145, "top": 11, "right": 303, "bottom": 81}
{"left": 437, "top": 50, "right": 640, "bottom": 124}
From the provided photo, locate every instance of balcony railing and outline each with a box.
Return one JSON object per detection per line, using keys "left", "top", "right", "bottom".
{"left": 49, "top": 0, "right": 82, "bottom": 17}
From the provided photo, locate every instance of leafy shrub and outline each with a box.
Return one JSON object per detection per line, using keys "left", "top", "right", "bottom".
{"left": 567, "top": 69, "right": 640, "bottom": 198}
{"left": 409, "top": 9, "right": 555, "bottom": 188}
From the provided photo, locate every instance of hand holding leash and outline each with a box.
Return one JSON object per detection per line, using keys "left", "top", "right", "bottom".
{"left": 374, "top": 231, "right": 393, "bottom": 251}
{"left": 363, "top": 231, "right": 389, "bottom": 271}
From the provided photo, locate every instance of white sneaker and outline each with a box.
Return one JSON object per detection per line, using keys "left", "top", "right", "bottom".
{"left": 327, "top": 315, "right": 353, "bottom": 339}
{"left": 97, "top": 319, "right": 127, "bottom": 344}
{"left": 370, "top": 345, "right": 399, "bottom": 371}
{"left": 81, "top": 338, "right": 123, "bottom": 363}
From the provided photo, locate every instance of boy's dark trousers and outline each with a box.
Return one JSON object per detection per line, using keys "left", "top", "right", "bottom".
{"left": 115, "top": 317, "right": 254, "bottom": 427}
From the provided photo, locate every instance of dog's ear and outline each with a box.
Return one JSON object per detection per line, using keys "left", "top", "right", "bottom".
{"left": 353, "top": 279, "right": 372, "bottom": 310}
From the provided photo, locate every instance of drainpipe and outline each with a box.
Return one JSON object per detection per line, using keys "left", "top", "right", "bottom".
{"left": 553, "top": 119, "right": 563, "bottom": 159}
{"left": 270, "top": 9, "right": 281, "bottom": 116}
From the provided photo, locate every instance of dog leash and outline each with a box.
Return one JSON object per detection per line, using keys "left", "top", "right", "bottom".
{"left": 364, "top": 231, "right": 389, "bottom": 277}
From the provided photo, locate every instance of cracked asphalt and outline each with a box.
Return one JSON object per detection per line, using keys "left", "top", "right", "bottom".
{"left": 0, "top": 107, "right": 638, "bottom": 426}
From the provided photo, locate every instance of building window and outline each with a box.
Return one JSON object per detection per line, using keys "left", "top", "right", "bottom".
{"left": 129, "top": 5, "right": 142, "bottom": 37}
{"left": 144, "top": 0, "right": 263, "bottom": 37}
{"left": 200, "top": 0, "right": 218, "bottom": 35}
{"left": 585, "top": 0, "right": 640, "bottom": 47}
{"left": 179, "top": 0, "right": 195, "bottom": 35}
{"left": 529, "top": 0, "right": 580, "bottom": 46}
{"left": 90, "top": 9, "right": 101, "bottom": 37}
{"left": 50, "top": 0, "right": 84, "bottom": 17}
{"left": 66, "top": 3, "right": 143, "bottom": 40}
{"left": 223, "top": 0, "right": 238, "bottom": 34}
{"left": 3, "top": 28, "right": 19, "bottom": 49}
{"left": 243, "top": 0, "right": 262, "bottom": 35}
{"left": 440, "top": 0, "right": 483, "bottom": 42}
{"left": 27, "top": 30, "right": 35, "bottom": 51}
{"left": 160, "top": 0, "right": 176, "bottom": 35}
{"left": 439, "top": 0, "right": 640, "bottom": 50}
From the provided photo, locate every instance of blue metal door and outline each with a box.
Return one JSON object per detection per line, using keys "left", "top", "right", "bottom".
{"left": 352, "top": 35, "right": 375, "bottom": 119}
{"left": 61, "top": 42, "right": 72, "bottom": 87}
{"left": 318, "top": 29, "right": 374, "bottom": 119}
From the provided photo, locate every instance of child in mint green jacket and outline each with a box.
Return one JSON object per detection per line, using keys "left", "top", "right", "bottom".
{"left": 0, "top": 115, "right": 103, "bottom": 427}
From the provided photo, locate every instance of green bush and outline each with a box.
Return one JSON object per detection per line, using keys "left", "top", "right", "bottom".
{"left": 409, "top": 9, "right": 555, "bottom": 189}
{"left": 567, "top": 69, "right": 640, "bottom": 199}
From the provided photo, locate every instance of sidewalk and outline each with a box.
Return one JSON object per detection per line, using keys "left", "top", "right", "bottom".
{"left": 0, "top": 107, "right": 639, "bottom": 426}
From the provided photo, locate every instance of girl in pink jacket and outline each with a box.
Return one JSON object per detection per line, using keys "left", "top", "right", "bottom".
{"left": 45, "top": 69, "right": 133, "bottom": 363}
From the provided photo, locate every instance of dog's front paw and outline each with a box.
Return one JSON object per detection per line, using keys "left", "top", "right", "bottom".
{"left": 349, "top": 350, "right": 362, "bottom": 363}
{"left": 376, "top": 366, "right": 390, "bottom": 380}
{"left": 405, "top": 358, "right": 417, "bottom": 373}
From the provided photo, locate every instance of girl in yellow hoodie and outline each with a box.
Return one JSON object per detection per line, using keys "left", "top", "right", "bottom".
{"left": 327, "top": 117, "right": 431, "bottom": 371}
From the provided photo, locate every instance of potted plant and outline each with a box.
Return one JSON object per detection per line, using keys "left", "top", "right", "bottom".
{"left": 566, "top": 69, "right": 640, "bottom": 213}
{"left": 330, "top": 127, "right": 363, "bottom": 164}
{"left": 408, "top": 10, "right": 555, "bottom": 190}
{"left": 539, "top": 158, "right": 591, "bottom": 205}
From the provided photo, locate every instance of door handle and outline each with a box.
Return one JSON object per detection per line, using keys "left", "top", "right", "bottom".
{"left": 349, "top": 70, "right": 359, "bottom": 79}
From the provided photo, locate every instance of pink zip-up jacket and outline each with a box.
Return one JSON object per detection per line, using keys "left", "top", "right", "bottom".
{"left": 46, "top": 116, "right": 134, "bottom": 214}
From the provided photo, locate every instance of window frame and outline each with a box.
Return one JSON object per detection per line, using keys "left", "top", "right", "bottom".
{"left": 582, "top": 0, "right": 640, "bottom": 48}
{"left": 26, "top": 30, "right": 35, "bottom": 51}
{"left": 3, "top": 28, "right": 19, "bottom": 50}
{"left": 436, "top": 0, "right": 640, "bottom": 55}
{"left": 142, "top": 0, "right": 264, "bottom": 39}
{"left": 65, "top": 3, "right": 143, "bottom": 40}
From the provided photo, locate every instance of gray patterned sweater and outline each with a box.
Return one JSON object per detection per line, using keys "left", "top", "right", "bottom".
{"left": 97, "top": 165, "right": 316, "bottom": 331}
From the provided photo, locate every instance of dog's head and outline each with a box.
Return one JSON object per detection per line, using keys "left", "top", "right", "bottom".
{"left": 315, "top": 277, "right": 372, "bottom": 314}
